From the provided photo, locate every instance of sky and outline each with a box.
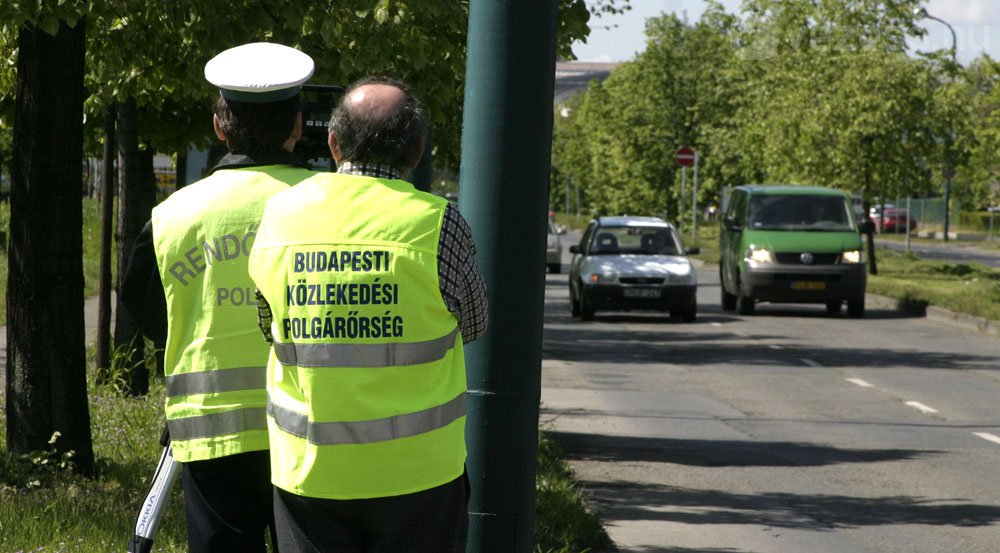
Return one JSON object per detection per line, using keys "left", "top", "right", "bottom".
{"left": 571, "top": 0, "right": 1000, "bottom": 65}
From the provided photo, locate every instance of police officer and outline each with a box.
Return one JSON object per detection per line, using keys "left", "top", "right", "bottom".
{"left": 121, "top": 42, "right": 317, "bottom": 552}
{"left": 248, "top": 76, "right": 487, "bottom": 552}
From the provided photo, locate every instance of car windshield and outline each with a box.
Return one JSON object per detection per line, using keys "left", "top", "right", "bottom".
{"left": 589, "top": 226, "right": 682, "bottom": 255}
{"left": 748, "top": 194, "right": 855, "bottom": 231}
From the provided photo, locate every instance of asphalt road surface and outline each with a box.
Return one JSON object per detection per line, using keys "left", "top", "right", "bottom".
{"left": 541, "top": 247, "right": 1000, "bottom": 552}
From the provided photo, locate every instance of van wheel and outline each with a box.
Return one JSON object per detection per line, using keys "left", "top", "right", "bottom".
{"left": 570, "top": 284, "right": 580, "bottom": 317}
{"left": 825, "top": 301, "right": 842, "bottom": 316}
{"left": 847, "top": 296, "right": 865, "bottom": 318}
{"left": 720, "top": 270, "right": 737, "bottom": 311}
{"left": 736, "top": 291, "right": 755, "bottom": 315}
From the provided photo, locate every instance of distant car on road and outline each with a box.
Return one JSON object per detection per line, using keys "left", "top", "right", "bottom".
{"left": 547, "top": 217, "right": 564, "bottom": 273}
{"left": 569, "top": 216, "right": 699, "bottom": 322}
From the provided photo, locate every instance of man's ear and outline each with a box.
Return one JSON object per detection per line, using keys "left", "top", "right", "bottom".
{"left": 213, "top": 114, "right": 226, "bottom": 141}
{"left": 327, "top": 131, "right": 343, "bottom": 163}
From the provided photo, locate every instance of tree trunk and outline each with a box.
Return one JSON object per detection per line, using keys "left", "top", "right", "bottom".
{"left": 6, "top": 20, "right": 95, "bottom": 476}
{"left": 96, "top": 105, "right": 116, "bottom": 379}
{"left": 112, "top": 98, "right": 156, "bottom": 396}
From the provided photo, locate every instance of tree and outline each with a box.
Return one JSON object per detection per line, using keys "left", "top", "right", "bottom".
{"left": 5, "top": 15, "right": 95, "bottom": 475}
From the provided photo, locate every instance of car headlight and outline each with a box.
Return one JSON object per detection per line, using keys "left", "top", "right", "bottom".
{"left": 745, "top": 247, "right": 773, "bottom": 267}
{"left": 588, "top": 273, "right": 614, "bottom": 284}
{"left": 841, "top": 250, "right": 863, "bottom": 264}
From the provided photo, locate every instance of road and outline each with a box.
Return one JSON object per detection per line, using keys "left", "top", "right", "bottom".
{"left": 541, "top": 244, "right": 1000, "bottom": 552}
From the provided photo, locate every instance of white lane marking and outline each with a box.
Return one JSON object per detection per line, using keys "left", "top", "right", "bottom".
{"left": 973, "top": 432, "right": 1000, "bottom": 446}
{"left": 769, "top": 345, "right": 783, "bottom": 350}
{"left": 846, "top": 378, "right": 875, "bottom": 388}
{"left": 800, "top": 358, "right": 821, "bottom": 367}
{"left": 905, "top": 401, "right": 939, "bottom": 414}
{"left": 711, "top": 322, "right": 722, "bottom": 327}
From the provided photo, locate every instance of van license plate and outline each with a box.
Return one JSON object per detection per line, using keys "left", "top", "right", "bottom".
{"left": 791, "top": 281, "right": 825, "bottom": 290}
{"left": 624, "top": 288, "right": 661, "bottom": 298}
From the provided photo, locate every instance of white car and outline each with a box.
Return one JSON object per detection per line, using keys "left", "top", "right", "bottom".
{"left": 569, "top": 216, "right": 699, "bottom": 321}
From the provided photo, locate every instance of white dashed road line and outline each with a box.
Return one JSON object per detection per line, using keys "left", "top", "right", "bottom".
{"left": 905, "top": 401, "right": 939, "bottom": 414}
{"left": 845, "top": 378, "right": 875, "bottom": 388}
{"left": 973, "top": 432, "right": 1000, "bottom": 446}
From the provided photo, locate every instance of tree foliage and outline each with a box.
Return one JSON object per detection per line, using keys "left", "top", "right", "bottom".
{"left": 552, "top": 0, "right": 989, "bottom": 221}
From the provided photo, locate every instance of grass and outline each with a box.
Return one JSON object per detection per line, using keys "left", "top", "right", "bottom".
{"left": 0, "top": 374, "right": 188, "bottom": 552}
{"left": 0, "top": 372, "right": 610, "bottom": 552}
{"left": 867, "top": 249, "right": 1000, "bottom": 322}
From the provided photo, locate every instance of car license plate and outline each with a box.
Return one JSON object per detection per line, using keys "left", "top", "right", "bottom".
{"left": 624, "top": 288, "right": 661, "bottom": 298}
{"left": 791, "top": 281, "right": 825, "bottom": 290}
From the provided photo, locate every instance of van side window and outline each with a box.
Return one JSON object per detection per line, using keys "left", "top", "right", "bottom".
{"left": 728, "top": 190, "right": 747, "bottom": 226}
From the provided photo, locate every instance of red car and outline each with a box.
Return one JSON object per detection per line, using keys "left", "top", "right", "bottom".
{"left": 875, "top": 207, "right": 917, "bottom": 233}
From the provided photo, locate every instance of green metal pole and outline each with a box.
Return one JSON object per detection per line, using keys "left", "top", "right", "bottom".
{"left": 458, "top": 1, "right": 558, "bottom": 551}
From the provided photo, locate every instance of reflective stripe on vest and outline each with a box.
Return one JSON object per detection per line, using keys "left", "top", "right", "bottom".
{"left": 272, "top": 327, "right": 459, "bottom": 368}
{"left": 267, "top": 392, "right": 466, "bottom": 445}
{"left": 165, "top": 366, "right": 267, "bottom": 397}
{"left": 167, "top": 407, "right": 268, "bottom": 441}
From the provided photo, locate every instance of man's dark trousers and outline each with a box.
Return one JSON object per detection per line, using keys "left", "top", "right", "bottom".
{"left": 273, "top": 472, "right": 469, "bottom": 553}
{"left": 182, "top": 450, "right": 277, "bottom": 552}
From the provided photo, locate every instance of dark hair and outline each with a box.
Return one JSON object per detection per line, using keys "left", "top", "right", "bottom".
{"left": 329, "top": 76, "right": 427, "bottom": 170}
{"left": 213, "top": 94, "right": 301, "bottom": 157}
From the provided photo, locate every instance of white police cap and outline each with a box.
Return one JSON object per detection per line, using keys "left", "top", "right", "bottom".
{"left": 205, "top": 42, "right": 315, "bottom": 103}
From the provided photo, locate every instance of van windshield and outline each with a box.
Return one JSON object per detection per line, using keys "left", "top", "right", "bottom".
{"left": 748, "top": 194, "right": 855, "bottom": 231}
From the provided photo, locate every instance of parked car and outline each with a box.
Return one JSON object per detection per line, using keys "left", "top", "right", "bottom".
{"left": 874, "top": 207, "right": 917, "bottom": 233}
{"left": 569, "top": 216, "right": 699, "bottom": 321}
{"left": 546, "top": 217, "right": 564, "bottom": 273}
{"left": 719, "top": 185, "right": 868, "bottom": 317}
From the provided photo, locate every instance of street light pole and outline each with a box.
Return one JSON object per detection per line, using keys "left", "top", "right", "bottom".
{"left": 914, "top": 6, "right": 957, "bottom": 242}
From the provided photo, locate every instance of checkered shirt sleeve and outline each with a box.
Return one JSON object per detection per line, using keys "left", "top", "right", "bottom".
{"left": 439, "top": 204, "right": 488, "bottom": 343}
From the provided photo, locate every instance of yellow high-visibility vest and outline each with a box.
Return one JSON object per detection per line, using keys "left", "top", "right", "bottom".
{"left": 249, "top": 172, "right": 466, "bottom": 499}
{"left": 153, "top": 165, "right": 315, "bottom": 462}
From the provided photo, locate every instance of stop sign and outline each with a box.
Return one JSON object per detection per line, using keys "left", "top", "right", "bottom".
{"left": 676, "top": 147, "right": 696, "bottom": 167}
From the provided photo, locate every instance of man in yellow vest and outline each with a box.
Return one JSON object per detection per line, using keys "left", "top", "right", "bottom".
{"left": 121, "top": 42, "right": 316, "bottom": 552}
{"left": 249, "top": 76, "right": 487, "bottom": 552}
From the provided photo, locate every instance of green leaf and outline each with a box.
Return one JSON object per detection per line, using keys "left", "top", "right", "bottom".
{"left": 375, "top": 7, "right": 388, "bottom": 24}
{"left": 38, "top": 16, "right": 60, "bottom": 36}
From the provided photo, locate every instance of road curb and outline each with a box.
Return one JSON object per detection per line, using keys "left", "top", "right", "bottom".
{"left": 865, "top": 292, "right": 1000, "bottom": 338}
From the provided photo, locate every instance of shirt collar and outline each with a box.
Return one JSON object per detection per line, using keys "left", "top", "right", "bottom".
{"left": 209, "top": 150, "right": 311, "bottom": 174}
{"left": 336, "top": 161, "right": 402, "bottom": 181}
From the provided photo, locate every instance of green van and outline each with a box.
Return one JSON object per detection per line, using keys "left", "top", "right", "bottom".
{"left": 719, "top": 185, "right": 868, "bottom": 317}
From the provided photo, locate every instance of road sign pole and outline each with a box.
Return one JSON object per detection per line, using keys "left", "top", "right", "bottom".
{"left": 692, "top": 152, "right": 699, "bottom": 245}
{"left": 680, "top": 166, "right": 686, "bottom": 235}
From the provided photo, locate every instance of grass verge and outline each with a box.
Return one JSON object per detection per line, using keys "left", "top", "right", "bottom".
{"left": 866, "top": 248, "right": 1000, "bottom": 322}
{"left": 0, "top": 373, "right": 610, "bottom": 552}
